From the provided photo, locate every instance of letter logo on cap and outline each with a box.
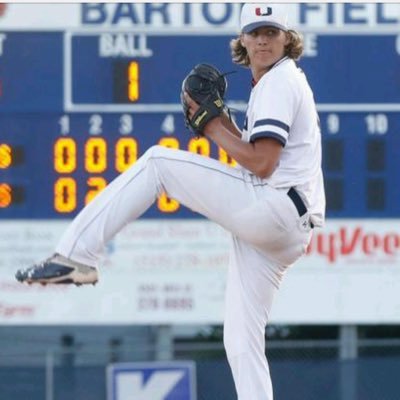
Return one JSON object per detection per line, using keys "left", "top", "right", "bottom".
{"left": 255, "top": 7, "right": 272, "bottom": 16}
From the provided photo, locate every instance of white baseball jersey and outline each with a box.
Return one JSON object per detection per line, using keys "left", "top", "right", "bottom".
{"left": 55, "top": 57, "right": 325, "bottom": 400}
{"left": 242, "top": 57, "right": 326, "bottom": 227}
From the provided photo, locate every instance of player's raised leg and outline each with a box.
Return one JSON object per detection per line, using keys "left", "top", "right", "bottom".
{"left": 15, "top": 145, "right": 270, "bottom": 285}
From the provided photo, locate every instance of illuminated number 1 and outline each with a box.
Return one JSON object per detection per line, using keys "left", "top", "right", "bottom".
{"left": 128, "top": 61, "right": 139, "bottom": 102}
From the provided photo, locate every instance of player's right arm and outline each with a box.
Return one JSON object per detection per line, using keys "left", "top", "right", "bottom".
{"left": 183, "top": 92, "right": 282, "bottom": 178}
{"left": 205, "top": 118, "right": 282, "bottom": 179}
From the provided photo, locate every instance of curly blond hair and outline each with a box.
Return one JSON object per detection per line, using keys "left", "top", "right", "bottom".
{"left": 230, "top": 30, "right": 304, "bottom": 67}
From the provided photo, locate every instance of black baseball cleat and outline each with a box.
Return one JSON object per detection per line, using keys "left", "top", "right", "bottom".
{"left": 15, "top": 254, "right": 98, "bottom": 286}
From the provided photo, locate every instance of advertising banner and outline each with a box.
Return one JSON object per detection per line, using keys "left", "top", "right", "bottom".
{"left": 1, "top": 219, "right": 400, "bottom": 324}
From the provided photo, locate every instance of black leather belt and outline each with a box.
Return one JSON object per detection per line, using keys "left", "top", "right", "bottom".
{"left": 287, "top": 188, "right": 314, "bottom": 228}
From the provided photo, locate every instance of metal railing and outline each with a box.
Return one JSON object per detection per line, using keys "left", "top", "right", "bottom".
{"left": 2, "top": 328, "right": 400, "bottom": 400}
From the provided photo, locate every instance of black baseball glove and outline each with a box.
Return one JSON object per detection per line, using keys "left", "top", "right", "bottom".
{"left": 181, "top": 63, "right": 228, "bottom": 136}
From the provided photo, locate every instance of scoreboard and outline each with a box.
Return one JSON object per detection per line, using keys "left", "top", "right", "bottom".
{"left": 0, "top": 3, "right": 399, "bottom": 220}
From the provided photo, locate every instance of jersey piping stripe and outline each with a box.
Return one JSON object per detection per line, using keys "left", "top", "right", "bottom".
{"left": 254, "top": 118, "right": 289, "bottom": 132}
{"left": 250, "top": 132, "right": 286, "bottom": 147}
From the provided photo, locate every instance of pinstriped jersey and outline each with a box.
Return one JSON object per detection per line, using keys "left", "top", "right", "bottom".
{"left": 242, "top": 57, "right": 325, "bottom": 227}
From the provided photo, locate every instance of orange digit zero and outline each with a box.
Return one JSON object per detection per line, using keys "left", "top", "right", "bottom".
{"left": 0, "top": 144, "right": 12, "bottom": 169}
{"left": 0, "top": 183, "right": 12, "bottom": 207}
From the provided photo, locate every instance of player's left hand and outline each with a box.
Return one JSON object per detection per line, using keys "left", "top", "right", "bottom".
{"left": 180, "top": 63, "right": 227, "bottom": 137}
{"left": 181, "top": 89, "right": 225, "bottom": 137}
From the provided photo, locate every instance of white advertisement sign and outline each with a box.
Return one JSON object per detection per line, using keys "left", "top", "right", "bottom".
{"left": 1, "top": 219, "right": 400, "bottom": 324}
{"left": 0, "top": 220, "right": 229, "bottom": 324}
{"left": 272, "top": 220, "right": 400, "bottom": 324}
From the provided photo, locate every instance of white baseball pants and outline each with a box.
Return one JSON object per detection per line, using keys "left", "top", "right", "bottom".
{"left": 56, "top": 145, "right": 312, "bottom": 400}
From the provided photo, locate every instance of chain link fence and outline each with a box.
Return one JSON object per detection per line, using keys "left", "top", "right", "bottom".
{"left": 1, "top": 329, "right": 400, "bottom": 400}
